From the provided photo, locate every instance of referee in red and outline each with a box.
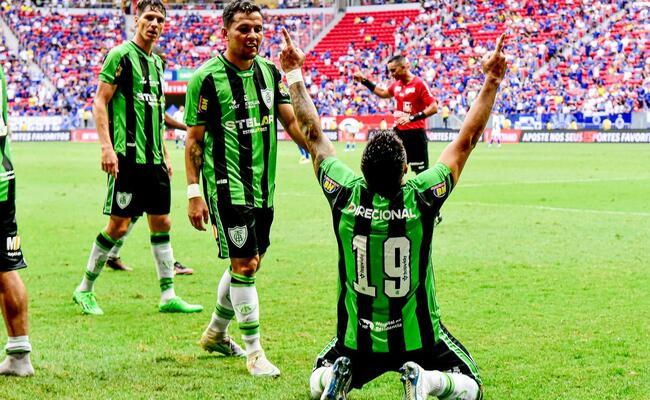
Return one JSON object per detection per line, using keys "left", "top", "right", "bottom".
{"left": 354, "top": 55, "right": 437, "bottom": 174}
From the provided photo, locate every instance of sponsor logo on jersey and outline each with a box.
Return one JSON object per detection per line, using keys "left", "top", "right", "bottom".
{"left": 216, "top": 179, "right": 228, "bottom": 185}
{"left": 322, "top": 176, "right": 340, "bottom": 193}
{"left": 116, "top": 192, "right": 132, "bottom": 209}
{"left": 115, "top": 64, "right": 123, "bottom": 79}
{"left": 224, "top": 116, "right": 272, "bottom": 135}
{"left": 135, "top": 93, "right": 161, "bottom": 107}
{"left": 347, "top": 202, "right": 416, "bottom": 220}
{"left": 358, "top": 318, "right": 403, "bottom": 332}
{"left": 5, "top": 236, "right": 21, "bottom": 251}
{"left": 278, "top": 82, "right": 289, "bottom": 97}
{"left": 199, "top": 96, "right": 208, "bottom": 112}
{"left": 228, "top": 226, "right": 248, "bottom": 248}
{"left": 260, "top": 88, "right": 273, "bottom": 109}
{"left": 432, "top": 182, "right": 447, "bottom": 198}
{"left": 403, "top": 101, "right": 412, "bottom": 113}
{"left": 405, "top": 87, "right": 416, "bottom": 95}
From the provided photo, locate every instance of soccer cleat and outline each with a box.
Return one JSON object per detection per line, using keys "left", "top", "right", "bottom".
{"left": 0, "top": 353, "right": 34, "bottom": 377}
{"left": 246, "top": 350, "right": 280, "bottom": 377}
{"left": 159, "top": 296, "right": 203, "bottom": 313}
{"left": 321, "top": 356, "right": 352, "bottom": 400}
{"left": 400, "top": 362, "right": 427, "bottom": 400}
{"left": 199, "top": 327, "right": 245, "bottom": 357}
{"left": 105, "top": 257, "right": 133, "bottom": 271}
{"left": 72, "top": 289, "right": 104, "bottom": 315}
{"left": 173, "top": 261, "right": 194, "bottom": 276}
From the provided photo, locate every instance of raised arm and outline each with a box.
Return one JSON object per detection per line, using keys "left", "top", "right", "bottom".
{"left": 437, "top": 33, "right": 508, "bottom": 184}
{"left": 164, "top": 112, "right": 187, "bottom": 131}
{"left": 353, "top": 70, "right": 392, "bottom": 98}
{"left": 93, "top": 81, "right": 119, "bottom": 177}
{"left": 279, "top": 28, "right": 335, "bottom": 174}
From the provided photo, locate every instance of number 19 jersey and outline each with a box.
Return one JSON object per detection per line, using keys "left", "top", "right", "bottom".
{"left": 318, "top": 157, "right": 454, "bottom": 353}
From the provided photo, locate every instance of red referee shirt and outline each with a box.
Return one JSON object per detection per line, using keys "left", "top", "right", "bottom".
{"left": 388, "top": 76, "right": 435, "bottom": 131}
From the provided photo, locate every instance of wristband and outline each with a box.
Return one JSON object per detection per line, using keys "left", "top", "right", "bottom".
{"left": 285, "top": 69, "right": 303, "bottom": 86}
{"left": 361, "top": 79, "right": 377, "bottom": 92}
{"left": 187, "top": 184, "right": 201, "bottom": 200}
{"left": 409, "top": 111, "right": 426, "bottom": 122}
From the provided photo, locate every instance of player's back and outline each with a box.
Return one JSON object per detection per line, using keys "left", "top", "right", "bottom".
{"left": 318, "top": 157, "right": 454, "bottom": 353}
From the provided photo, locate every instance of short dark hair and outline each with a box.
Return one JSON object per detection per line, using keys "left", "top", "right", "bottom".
{"left": 223, "top": 0, "right": 262, "bottom": 28}
{"left": 137, "top": 0, "right": 166, "bottom": 16}
{"left": 361, "top": 130, "right": 406, "bottom": 197}
{"left": 387, "top": 55, "right": 406, "bottom": 65}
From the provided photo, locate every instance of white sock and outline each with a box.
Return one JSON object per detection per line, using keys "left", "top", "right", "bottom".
{"left": 106, "top": 218, "right": 136, "bottom": 258}
{"left": 209, "top": 268, "right": 234, "bottom": 332}
{"left": 151, "top": 232, "right": 175, "bottom": 302}
{"left": 230, "top": 271, "right": 261, "bottom": 355}
{"left": 5, "top": 336, "right": 31, "bottom": 355}
{"left": 309, "top": 366, "right": 333, "bottom": 399}
{"left": 426, "top": 370, "right": 480, "bottom": 400}
{"left": 78, "top": 232, "right": 116, "bottom": 292}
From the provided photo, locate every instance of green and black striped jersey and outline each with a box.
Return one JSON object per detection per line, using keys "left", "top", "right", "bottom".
{"left": 184, "top": 55, "right": 291, "bottom": 208}
{"left": 318, "top": 157, "right": 454, "bottom": 353}
{"left": 0, "top": 67, "right": 15, "bottom": 203}
{"left": 99, "top": 41, "right": 166, "bottom": 165}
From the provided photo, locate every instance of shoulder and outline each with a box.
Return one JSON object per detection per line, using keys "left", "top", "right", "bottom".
{"left": 104, "top": 43, "right": 130, "bottom": 62}
{"left": 188, "top": 58, "right": 223, "bottom": 86}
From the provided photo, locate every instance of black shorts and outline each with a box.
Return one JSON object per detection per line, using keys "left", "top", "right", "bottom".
{"left": 103, "top": 157, "right": 171, "bottom": 218}
{"left": 314, "top": 323, "right": 481, "bottom": 389}
{"left": 208, "top": 201, "right": 274, "bottom": 259}
{"left": 0, "top": 199, "right": 26, "bottom": 271}
{"left": 395, "top": 128, "right": 429, "bottom": 174}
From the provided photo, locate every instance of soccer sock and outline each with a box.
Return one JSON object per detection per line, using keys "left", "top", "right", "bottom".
{"left": 78, "top": 231, "right": 117, "bottom": 292}
{"left": 106, "top": 218, "right": 137, "bottom": 258}
{"left": 424, "top": 370, "right": 480, "bottom": 400}
{"left": 230, "top": 271, "right": 261, "bottom": 355}
{"left": 150, "top": 232, "right": 175, "bottom": 302}
{"left": 209, "top": 268, "right": 234, "bottom": 332}
{"left": 5, "top": 336, "right": 31, "bottom": 355}
{"left": 309, "top": 366, "right": 333, "bottom": 399}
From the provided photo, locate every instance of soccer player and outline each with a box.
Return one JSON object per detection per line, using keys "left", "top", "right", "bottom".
{"left": 488, "top": 111, "right": 502, "bottom": 147}
{"left": 0, "top": 66, "right": 34, "bottom": 377}
{"left": 72, "top": 0, "right": 203, "bottom": 315}
{"left": 279, "top": 29, "right": 507, "bottom": 399}
{"left": 184, "top": 0, "right": 306, "bottom": 377}
{"left": 354, "top": 55, "right": 438, "bottom": 174}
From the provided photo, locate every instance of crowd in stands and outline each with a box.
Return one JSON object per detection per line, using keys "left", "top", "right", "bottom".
{"left": 0, "top": 0, "right": 647, "bottom": 124}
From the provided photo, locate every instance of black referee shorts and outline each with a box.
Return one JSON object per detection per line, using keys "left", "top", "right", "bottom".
{"left": 395, "top": 128, "right": 429, "bottom": 174}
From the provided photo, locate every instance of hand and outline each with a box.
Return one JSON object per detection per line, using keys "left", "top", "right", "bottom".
{"left": 480, "top": 33, "right": 507, "bottom": 83}
{"left": 101, "top": 146, "right": 119, "bottom": 178}
{"left": 279, "top": 27, "right": 305, "bottom": 73}
{"left": 396, "top": 115, "right": 410, "bottom": 126}
{"left": 353, "top": 70, "right": 366, "bottom": 83}
{"left": 165, "top": 155, "right": 173, "bottom": 178}
{"left": 188, "top": 197, "right": 209, "bottom": 231}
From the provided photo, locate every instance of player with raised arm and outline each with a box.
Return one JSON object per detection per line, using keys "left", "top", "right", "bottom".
{"left": 72, "top": 0, "right": 203, "bottom": 315}
{"left": 354, "top": 55, "right": 438, "bottom": 174}
{"left": 184, "top": 0, "right": 306, "bottom": 377}
{"left": 280, "top": 28, "right": 507, "bottom": 399}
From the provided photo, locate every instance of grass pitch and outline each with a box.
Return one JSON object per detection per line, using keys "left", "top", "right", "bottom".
{"left": 2, "top": 141, "right": 649, "bottom": 399}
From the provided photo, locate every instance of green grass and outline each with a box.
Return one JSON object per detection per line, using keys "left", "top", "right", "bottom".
{"left": 1, "top": 141, "right": 649, "bottom": 399}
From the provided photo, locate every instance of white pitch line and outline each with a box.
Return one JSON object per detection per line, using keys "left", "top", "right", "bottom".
{"left": 455, "top": 201, "right": 650, "bottom": 217}
{"left": 460, "top": 176, "right": 650, "bottom": 188}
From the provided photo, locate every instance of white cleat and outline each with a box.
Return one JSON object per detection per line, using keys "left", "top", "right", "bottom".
{"left": 199, "top": 327, "right": 245, "bottom": 357}
{"left": 246, "top": 350, "right": 280, "bottom": 377}
{"left": 321, "top": 356, "right": 352, "bottom": 400}
{"left": 0, "top": 353, "right": 34, "bottom": 377}
{"left": 400, "top": 362, "right": 426, "bottom": 400}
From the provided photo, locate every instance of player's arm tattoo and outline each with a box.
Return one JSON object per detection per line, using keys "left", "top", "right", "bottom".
{"left": 189, "top": 141, "right": 204, "bottom": 171}
{"left": 288, "top": 82, "right": 333, "bottom": 168}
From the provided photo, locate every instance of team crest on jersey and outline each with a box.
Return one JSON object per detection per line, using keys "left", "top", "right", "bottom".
{"left": 116, "top": 192, "right": 132, "bottom": 209}
{"left": 432, "top": 182, "right": 447, "bottom": 198}
{"left": 322, "top": 176, "right": 340, "bottom": 194}
{"left": 228, "top": 226, "right": 248, "bottom": 248}
{"left": 260, "top": 88, "right": 274, "bottom": 109}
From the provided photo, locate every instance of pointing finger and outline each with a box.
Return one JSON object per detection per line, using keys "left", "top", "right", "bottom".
{"left": 495, "top": 33, "right": 506, "bottom": 53}
{"left": 281, "top": 27, "right": 293, "bottom": 48}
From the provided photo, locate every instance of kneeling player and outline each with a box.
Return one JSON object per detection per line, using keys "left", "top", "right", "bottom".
{"left": 279, "top": 29, "right": 507, "bottom": 399}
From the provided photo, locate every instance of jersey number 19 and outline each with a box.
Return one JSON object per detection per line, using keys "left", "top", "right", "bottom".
{"left": 352, "top": 235, "right": 411, "bottom": 298}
